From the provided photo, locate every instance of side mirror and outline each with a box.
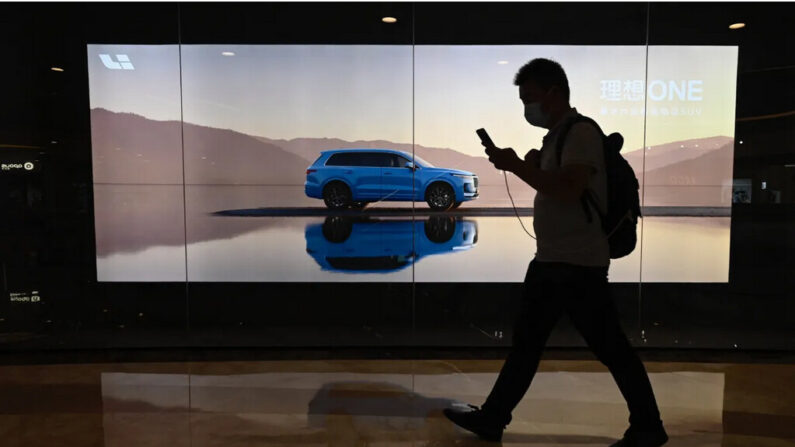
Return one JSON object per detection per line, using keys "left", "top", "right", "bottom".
{"left": 405, "top": 161, "right": 416, "bottom": 170}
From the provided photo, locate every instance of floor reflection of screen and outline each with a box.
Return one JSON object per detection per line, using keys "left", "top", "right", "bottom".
{"left": 101, "top": 371, "right": 725, "bottom": 445}
{"left": 88, "top": 44, "right": 737, "bottom": 282}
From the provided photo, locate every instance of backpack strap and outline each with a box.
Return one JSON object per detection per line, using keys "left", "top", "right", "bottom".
{"left": 554, "top": 114, "right": 605, "bottom": 166}
{"left": 554, "top": 114, "right": 606, "bottom": 225}
{"left": 582, "top": 189, "right": 605, "bottom": 220}
{"left": 580, "top": 195, "right": 594, "bottom": 224}
{"left": 554, "top": 114, "right": 582, "bottom": 167}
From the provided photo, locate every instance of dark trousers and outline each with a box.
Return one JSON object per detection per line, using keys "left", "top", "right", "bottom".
{"left": 481, "top": 259, "right": 662, "bottom": 430}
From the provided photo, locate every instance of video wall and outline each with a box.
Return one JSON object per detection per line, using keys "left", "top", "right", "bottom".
{"left": 88, "top": 44, "right": 737, "bottom": 283}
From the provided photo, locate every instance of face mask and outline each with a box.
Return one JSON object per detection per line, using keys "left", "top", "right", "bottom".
{"left": 524, "top": 102, "right": 549, "bottom": 128}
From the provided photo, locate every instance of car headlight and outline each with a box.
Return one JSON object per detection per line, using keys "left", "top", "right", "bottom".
{"left": 452, "top": 174, "right": 474, "bottom": 179}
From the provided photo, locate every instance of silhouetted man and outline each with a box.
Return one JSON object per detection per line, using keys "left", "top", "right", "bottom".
{"left": 444, "top": 58, "right": 668, "bottom": 447}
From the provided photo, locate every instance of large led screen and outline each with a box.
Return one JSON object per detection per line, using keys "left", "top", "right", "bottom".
{"left": 88, "top": 44, "right": 737, "bottom": 283}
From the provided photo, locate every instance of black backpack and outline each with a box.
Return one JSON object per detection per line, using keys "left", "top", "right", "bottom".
{"left": 555, "top": 114, "right": 641, "bottom": 259}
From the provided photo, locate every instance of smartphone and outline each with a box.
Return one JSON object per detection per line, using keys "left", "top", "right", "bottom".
{"left": 476, "top": 128, "right": 494, "bottom": 148}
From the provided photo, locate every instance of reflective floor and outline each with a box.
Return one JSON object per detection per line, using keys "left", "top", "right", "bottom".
{"left": 0, "top": 359, "right": 792, "bottom": 446}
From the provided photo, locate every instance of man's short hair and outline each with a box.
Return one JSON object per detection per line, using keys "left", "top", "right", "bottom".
{"left": 514, "top": 58, "right": 570, "bottom": 102}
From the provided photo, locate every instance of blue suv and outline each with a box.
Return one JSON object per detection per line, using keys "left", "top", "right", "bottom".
{"left": 305, "top": 149, "right": 478, "bottom": 210}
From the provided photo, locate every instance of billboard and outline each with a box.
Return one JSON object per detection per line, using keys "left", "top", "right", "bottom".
{"left": 88, "top": 44, "right": 737, "bottom": 282}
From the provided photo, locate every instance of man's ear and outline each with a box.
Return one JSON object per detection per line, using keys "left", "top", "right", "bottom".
{"left": 548, "top": 85, "right": 563, "bottom": 101}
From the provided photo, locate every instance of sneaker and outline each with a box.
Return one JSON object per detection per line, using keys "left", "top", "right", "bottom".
{"left": 610, "top": 424, "right": 669, "bottom": 447}
{"left": 443, "top": 403, "right": 507, "bottom": 442}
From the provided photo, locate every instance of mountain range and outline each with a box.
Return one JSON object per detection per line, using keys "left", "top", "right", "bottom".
{"left": 90, "top": 108, "right": 734, "bottom": 205}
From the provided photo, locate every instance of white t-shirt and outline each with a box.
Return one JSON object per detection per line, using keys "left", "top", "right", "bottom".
{"left": 533, "top": 108, "right": 610, "bottom": 267}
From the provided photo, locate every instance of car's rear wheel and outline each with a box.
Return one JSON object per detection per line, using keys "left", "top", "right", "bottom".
{"left": 323, "top": 182, "right": 352, "bottom": 209}
{"left": 322, "top": 216, "right": 353, "bottom": 243}
{"left": 425, "top": 183, "right": 455, "bottom": 211}
{"left": 425, "top": 216, "right": 456, "bottom": 243}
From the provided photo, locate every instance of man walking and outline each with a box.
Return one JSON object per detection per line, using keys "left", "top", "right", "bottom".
{"left": 443, "top": 58, "right": 668, "bottom": 447}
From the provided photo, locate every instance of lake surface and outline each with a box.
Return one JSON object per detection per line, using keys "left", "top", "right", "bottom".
{"left": 94, "top": 184, "right": 730, "bottom": 282}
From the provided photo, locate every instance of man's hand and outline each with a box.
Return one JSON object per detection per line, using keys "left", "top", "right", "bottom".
{"left": 485, "top": 146, "right": 521, "bottom": 172}
{"left": 524, "top": 149, "right": 541, "bottom": 168}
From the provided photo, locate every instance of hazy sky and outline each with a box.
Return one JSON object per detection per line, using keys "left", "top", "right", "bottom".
{"left": 88, "top": 44, "right": 737, "bottom": 157}
{"left": 88, "top": 44, "right": 183, "bottom": 122}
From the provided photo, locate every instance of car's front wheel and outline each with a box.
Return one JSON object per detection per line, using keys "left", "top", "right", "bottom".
{"left": 323, "top": 182, "right": 352, "bottom": 209}
{"left": 425, "top": 183, "right": 455, "bottom": 211}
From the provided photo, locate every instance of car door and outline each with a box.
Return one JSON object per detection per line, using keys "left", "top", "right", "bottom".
{"left": 325, "top": 152, "right": 381, "bottom": 200}
{"left": 380, "top": 154, "right": 415, "bottom": 200}
{"left": 349, "top": 152, "right": 384, "bottom": 200}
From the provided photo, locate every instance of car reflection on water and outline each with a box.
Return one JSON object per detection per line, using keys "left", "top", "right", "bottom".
{"left": 305, "top": 216, "right": 478, "bottom": 273}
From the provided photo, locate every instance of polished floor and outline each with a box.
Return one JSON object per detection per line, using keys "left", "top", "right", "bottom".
{"left": 0, "top": 359, "right": 792, "bottom": 446}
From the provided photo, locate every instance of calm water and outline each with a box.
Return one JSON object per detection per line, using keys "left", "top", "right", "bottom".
{"left": 95, "top": 184, "right": 731, "bottom": 282}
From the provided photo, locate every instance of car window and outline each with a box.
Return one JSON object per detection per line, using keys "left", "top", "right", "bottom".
{"left": 379, "top": 154, "right": 411, "bottom": 168}
{"left": 357, "top": 152, "right": 392, "bottom": 167}
{"left": 413, "top": 154, "right": 434, "bottom": 167}
{"left": 394, "top": 155, "right": 411, "bottom": 167}
{"left": 356, "top": 153, "right": 378, "bottom": 167}
{"left": 326, "top": 153, "right": 356, "bottom": 166}
{"left": 326, "top": 152, "right": 394, "bottom": 167}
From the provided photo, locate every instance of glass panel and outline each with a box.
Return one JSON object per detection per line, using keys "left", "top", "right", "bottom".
{"left": 178, "top": 3, "right": 416, "bottom": 347}
{"left": 88, "top": 44, "right": 186, "bottom": 282}
{"left": 412, "top": 2, "right": 649, "bottom": 347}
{"left": 640, "top": 45, "right": 737, "bottom": 283}
{"left": 414, "top": 45, "right": 648, "bottom": 284}
{"left": 0, "top": 3, "right": 185, "bottom": 350}
{"left": 179, "top": 44, "right": 414, "bottom": 284}
{"left": 642, "top": 2, "right": 793, "bottom": 349}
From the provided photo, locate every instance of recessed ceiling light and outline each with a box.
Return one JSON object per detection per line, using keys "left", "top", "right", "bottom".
{"left": 51, "top": 67, "right": 64, "bottom": 72}
{"left": 222, "top": 51, "right": 235, "bottom": 56}
{"left": 382, "top": 16, "right": 397, "bottom": 23}
{"left": 729, "top": 23, "right": 745, "bottom": 30}
{"left": 498, "top": 60, "right": 509, "bottom": 65}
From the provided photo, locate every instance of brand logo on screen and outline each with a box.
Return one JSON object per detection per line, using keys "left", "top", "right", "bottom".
{"left": 600, "top": 80, "right": 703, "bottom": 102}
{"left": 599, "top": 79, "right": 704, "bottom": 118}
{"left": 99, "top": 54, "right": 135, "bottom": 70}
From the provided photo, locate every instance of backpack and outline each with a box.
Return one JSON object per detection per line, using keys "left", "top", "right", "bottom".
{"left": 555, "top": 114, "right": 641, "bottom": 259}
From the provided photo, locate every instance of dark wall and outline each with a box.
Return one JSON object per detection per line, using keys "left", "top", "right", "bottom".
{"left": 0, "top": 2, "right": 792, "bottom": 355}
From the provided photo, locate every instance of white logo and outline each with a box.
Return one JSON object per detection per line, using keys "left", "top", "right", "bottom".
{"left": 99, "top": 54, "right": 135, "bottom": 70}
{"left": 600, "top": 79, "right": 703, "bottom": 102}
{"left": 24, "top": 162, "right": 34, "bottom": 171}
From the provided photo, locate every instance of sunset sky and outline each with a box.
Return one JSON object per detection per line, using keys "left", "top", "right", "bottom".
{"left": 88, "top": 44, "right": 737, "bottom": 157}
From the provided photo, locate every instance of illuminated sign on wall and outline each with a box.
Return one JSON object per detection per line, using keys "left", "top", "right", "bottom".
{"left": 9, "top": 291, "right": 42, "bottom": 303}
{"left": 0, "top": 161, "right": 38, "bottom": 173}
